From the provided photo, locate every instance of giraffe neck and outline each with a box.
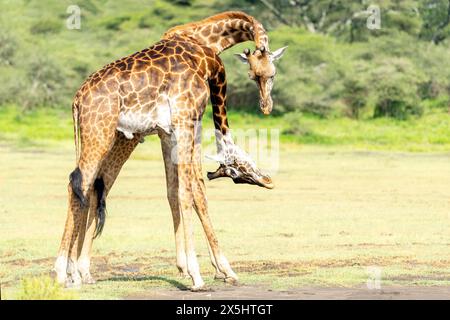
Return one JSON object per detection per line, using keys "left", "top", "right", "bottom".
{"left": 214, "top": 130, "right": 257, "bottom": 168}
{"left": 162, "top": 11, "right": 269, "bottom": 54}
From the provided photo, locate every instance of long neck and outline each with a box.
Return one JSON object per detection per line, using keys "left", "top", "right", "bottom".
{"left": 162, "top": 11, "right": 269, "bottom": 54}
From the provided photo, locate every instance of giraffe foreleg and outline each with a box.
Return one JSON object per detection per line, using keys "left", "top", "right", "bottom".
{"left": 192, "top": 142, "right": 226, "bottom": 280}
{"left": 168, "top": 125, "right": 206, "bottom": 291}
{"left": 160, "top": 132, "right": 189, "bottom": 278}
{"left": 192, "top": 157, "right": 239, "bottom": 285}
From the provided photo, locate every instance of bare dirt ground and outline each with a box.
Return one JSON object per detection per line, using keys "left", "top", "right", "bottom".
{"left": 4, "top": 254, "right": 450, "bottom": 300}
{"left": 126, "top": 285, "right": 450, "bottom": 300}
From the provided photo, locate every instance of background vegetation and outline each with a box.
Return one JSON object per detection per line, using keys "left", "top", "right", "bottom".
{"left": 1, "top": 0, "right": 450, "bottom": 149}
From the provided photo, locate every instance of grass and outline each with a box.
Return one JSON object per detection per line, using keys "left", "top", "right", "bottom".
{"left": 1, "top": 105, "right": 450, "bottom": 152}
{"left": 1, "top": 140, "right": 449, "bottom": 299}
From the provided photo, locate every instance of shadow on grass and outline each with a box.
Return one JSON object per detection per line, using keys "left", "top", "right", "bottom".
{"left": 99, "top": 275, "right": 190, "bottom": 291}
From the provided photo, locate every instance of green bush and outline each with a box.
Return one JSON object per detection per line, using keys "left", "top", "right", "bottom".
{"left": 342, "top": 77, "right": 368, "bottom": 119}
{"left": 138, "top": 12, "right": 157, "bottom": 29}
{"left": 30, "top": 19, "right": 62, "bottom": 34}
{"left": 421, "top": 96, "right": 450, "bottom": 110}
{"left": 0, "top": 30, "right": 17, "bottom": 66}
{"left": 300, "top": 98, "right": 333, "bottom": 119}
{"left": 371, "top": 58, "right": 424, "bottom": 120}
{"left": 20, "top": 56, "right": 66, "bottom": 109}
{"left": 169, "top": 0, "right": 193, "bottom": 6}
{"left": 16, "top": 276, "right": 76, "bottom": 300}
{"left": 384, "top": 10, "right": 422, "bottom": 37}
{"left": 99, "top": 15, "right": 132, "bottom": 31}
{"left": 282, "top": 112, "right": 313, "bottom": 136}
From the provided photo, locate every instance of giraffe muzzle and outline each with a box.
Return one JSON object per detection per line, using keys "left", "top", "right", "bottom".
{"left": 259, "top": 94, "right": 273, "bottom": 115}
{"left": 255, "top": 175, "right": 274, "bottom": 189}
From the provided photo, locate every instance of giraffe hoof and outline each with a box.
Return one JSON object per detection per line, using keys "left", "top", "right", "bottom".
{"left": 177, "top": 267, "right": 190, "bottom": 279}
{"left": 178, "top": 271, "right": 190, "bottom": 279}
{"left": 224, "top": 276, "right": 240, "bottom": 286}
{"left": 191, "top": 285, "right": 212, "bottom": 292}
{"left": 82, "top": 274, "right": 96, "bottom": 285}
{"left": 213, "top": 272, "right": 226, "bottom": 281}
{"left": 65, "top": 276, "right": 82, "bottom": 289}
{"left": 52, "top": 270, "right": 67, "bottom": 285}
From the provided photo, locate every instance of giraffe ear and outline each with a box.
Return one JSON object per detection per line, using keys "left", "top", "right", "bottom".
{"left": 235, "top": 53, "right": 249, "bottom": 64}
{"left": 270, "top": 46, "right": 288, "bottom": 62}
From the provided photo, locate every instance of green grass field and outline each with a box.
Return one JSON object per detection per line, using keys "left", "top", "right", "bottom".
{"left": 2, "top": 106, "right": 450, "bottom": 152}
{"left": 1, "top": 113, "right": 450, "bottom": 298}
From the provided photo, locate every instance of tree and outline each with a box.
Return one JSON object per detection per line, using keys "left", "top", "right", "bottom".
{"left": 420, "top": 0, "right": 450, "bottom": 44}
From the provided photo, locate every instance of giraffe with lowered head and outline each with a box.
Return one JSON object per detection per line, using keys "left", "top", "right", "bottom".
{"left": 54, "top": 11, "right": 287, "bottom": 291}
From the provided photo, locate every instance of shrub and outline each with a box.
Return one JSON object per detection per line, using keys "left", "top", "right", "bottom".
{"left": 227, "top": 81, "right": 259, "bottom": 111}
{"left": 16, "top": 276, "right": 76, "bottom": 300}
{"left": 30, "top": 19, "right": 62, "bottom": 35}
{"left": 99, "top": 15, "right": 132, "bottom": 31}
{"left": 342, "top": 77, "right": 368, "bottom": 119}
{"left": 0, "top": 30, "right": 17, "bottom": 66}
{"left": 371, "top": 58, "right": 424, "bottom": 120}
{"left": 282, "top": 112, "right": 313, "bottom": 136}
{"left": 419, "top": 79, "right": 445, "bottom": 99}
{"left": 300, "top": 98, "right": 333, "bottom": 119}
{"left": 384, "top": 10, "right": 422, "bottom": 37}
{"left": 421, "top": 96, "right": 450, "bottom": 110}
{"left": 170, "top": 0, "right": 193, "bottom": 6}
{"left": 0, "top": 68, "right": 24, "bottom": 106}
{"left": 20, "top": 56, "right": 66, "bottom": 109}
{"left": 138, "top": 12, "right": 156, "bottom": 29}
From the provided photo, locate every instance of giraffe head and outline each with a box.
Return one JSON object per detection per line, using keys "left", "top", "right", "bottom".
{"left": 206, "top": 136, "right": 274, "bottom": 189}
{"left": 235, "top": 46, "right": 287, "bottom": 115}
{"left": 207, "top": 158, "right": 274, "bottom": 189}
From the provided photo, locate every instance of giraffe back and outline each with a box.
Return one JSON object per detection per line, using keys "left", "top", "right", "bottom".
{"left": 74, "top": 35, "right": 223, "bottom": 138}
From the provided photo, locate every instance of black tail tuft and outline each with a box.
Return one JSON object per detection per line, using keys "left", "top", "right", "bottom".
{"left": 93, "top": 177, "right": 106, "bottom": 238}
{"left": 69, "top": 167, "right": 87, "bottom": 207}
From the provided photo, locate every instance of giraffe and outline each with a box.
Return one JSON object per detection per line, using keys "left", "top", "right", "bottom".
{"left": 206, "top": 130, "right": 274, "bottom": 188}
{"left": 54, "top": 11, "right": 286, "bottom": 291}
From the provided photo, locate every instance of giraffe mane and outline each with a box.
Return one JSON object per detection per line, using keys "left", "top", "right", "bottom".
{"left": 162, "top": 11, "right": 267, "bottom": 49}
{"left": 214, "top": 131, "right": 258, "bottom": 169}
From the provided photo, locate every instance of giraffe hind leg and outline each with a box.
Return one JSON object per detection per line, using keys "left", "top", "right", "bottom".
{"left": 65, "top": 155, "right": 112, "bottom": 287}
{"left": 75, "top": 176, "right": 105, "bottom": 285}
{"left": 76, "top": 133, "right": 141, "bottom": 285}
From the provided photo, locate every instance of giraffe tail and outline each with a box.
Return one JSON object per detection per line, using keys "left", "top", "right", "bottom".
{"left": 72, "top": 102, "right": 81, "bottom": 164}
{"left": 93, "top": 177, "right": 106, "bottom": 238}
{"left": 68, "top": 102, "right": 89, "bottom": 207}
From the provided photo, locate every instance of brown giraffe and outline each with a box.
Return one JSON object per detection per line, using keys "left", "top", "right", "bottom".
{"left": 54, "top": 11, "right": 286, "bottom": 291}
